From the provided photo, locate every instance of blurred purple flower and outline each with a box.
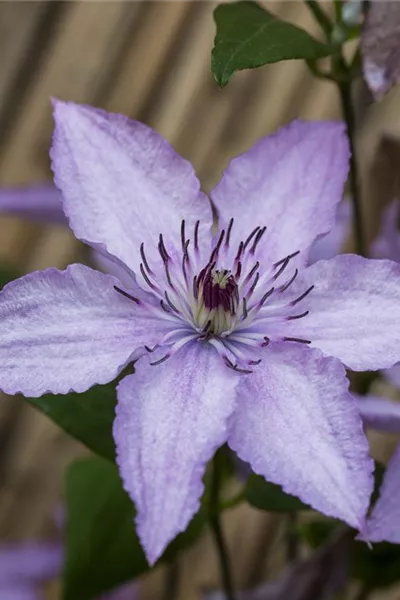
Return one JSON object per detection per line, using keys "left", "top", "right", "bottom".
{"left": 372, "top": 199, "right": 400, "bottom": 388}
{"left": 0, "top": 539, "right": 138, "bottom": 599}
{"left": 205, "top": 526, "right": 351, "bottom": 600}
{"left": 0, "top": 541, "right": 62, "bottom": 600}
{"left": 0, "top": 185, "right": 65, "bottom": 224}
{"left": 4, "top": 100, "right": 400, "bottom": 564}
{"left": 356, "top": 394, "right": 400, "bottom": 543}
{"left": 361, "top": 1, "right": 400, "bottom": 100}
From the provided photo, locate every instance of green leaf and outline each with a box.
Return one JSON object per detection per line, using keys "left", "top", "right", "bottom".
{"left": 27, "top": 384, "right": 117, "bottom": 461}
{"left": 63, "top": 456, "right": 206, "bottom": 600}
{"left": 212, "top": 1, "right": 333, "bottom": 87}
{"left": 352, "top": 542, "right": 400, "bottom": 589}
{"left": 245, "top": 474, "right": 309, "bottom": 512}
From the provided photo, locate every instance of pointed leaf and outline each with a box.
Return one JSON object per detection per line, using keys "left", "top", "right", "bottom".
{"left": 212, "top": 1, "right": 332, "bottom": 87}
{"left": 63, "top": 457, "right": 206, "bottom": 600}
{"left": 26, "top": 384, "right": 117, "bottom": 461}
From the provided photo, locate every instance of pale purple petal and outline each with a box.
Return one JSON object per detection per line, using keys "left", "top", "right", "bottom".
{"left": 366, "top": 443, "right": 400, "bottom": 542}
{"left": 211, "top": 120, "right": 349, "bottom": 265}
{"left": 0, "top": 541, "right": 62, "bottom": 584}
{"left": 361, "top": 2, "right": 400, "bottom": 100}
{"left": 0, "top": 185, "right": 65, "bottom": 225}
{"left": 372, "top": 199, "right": 400, "bottom": 262}
{"left": 51, "top": 100, "right": 213, "bottom": 274}
{"left": 308, "top": 199, "right": 351, "bottom": 265}
{"left": 287, "top": 255, "right": 400, "bottom": 371}
{"left": 228, "top": 344, "right": 374, "bottom": 532}
{"left": 385, "top": 363, "right": 400, "bottom": 389}
{"left": 355, "top": 394, "right": 400, "bottom": 433}
{"left": 114, "top": 342, "right": 238, "bottom": 565}
{"left": 0, "top": 264, "right": 165, "bottom": 396}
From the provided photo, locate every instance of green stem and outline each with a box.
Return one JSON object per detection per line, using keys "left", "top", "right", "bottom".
{"left": 338, "top": 77, "right": 366, "bottom": 256}
{"left": 305, "top": 1, "right": 333, "bottom": 37}
{"left": 209, "top": 452, "right": 236, "bottom": 600}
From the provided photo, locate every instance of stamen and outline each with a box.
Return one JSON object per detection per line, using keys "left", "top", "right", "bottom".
{"left": 158, "top": 234, "right": 169, "bottom": 263}
{"left": 259, "top": 286, "right": 275, "bottom": 306}
{"left": 113, "top": 286, "right": 140, "bottom": 304}
{"left": 235, "top": 261, "right": 242, "bottom": 279}
{"left": 140, "top": 243, "right": 152, "bottom": 274}
{"left": 242, "top": 297, "right": 248, "bottom": 319}
{"left": 164, "top": 291, "right": 180, "bottom": 313}
{"left": 291, "top": 285, "right": 314, "bottom": 306}
{"left": 279, "top": 268, "right": 298, "bottom": 292}
{"left": 243, "top": 227, "right": 259, "bottom": 250}
{"left": 250, "top": 226, "right": 266, "bottom": 254}
{"left": 194, "top": 220, "right": 200, "bottom": 252}
{"left": 248, "top": 272, "right": 259, "bottom": 295}
{"left": 140, "top": 263, "right": 157, "bottom": 291}
{"left": 192, "top": 275, "right": 198, "bottom": 301}
{"left": 210, "top": 229, "right": 225, "bottom": 263}
{"left": 234, "top": 241, "right": 244, "bottom": 263}
{"left": 249, "top": 359, "right": 262, "bottom": 365}
{"left": 180, "top": 220, "right": 186, "bottom": 252}
{"left": 150, "top": 353, "right": 170, "bottom": 366}
{"left": 262, "top": 336, "right": 270, "bottom": 347}
{"left": 145, "top": 345, "right": 156, "bottom": 353}
{"left": 287, "top": 310, "right": 309, "bottom": 320}
{"left": 274, "top": 250, "right": 300, "bottom": 268}
{"left": 246, "top": 261, "right": 259, "bottom": 283}
{"left": 160, "top": 299, "right": 172, "bottom": 313}
{"left": 224, "top": 357, "right": 252, "bottom": 374}
{"left": 225, "top": 218, "right": 234, "bottom": 246}
{"left": 284, "top": 337, "right": 311, "bottom": 345}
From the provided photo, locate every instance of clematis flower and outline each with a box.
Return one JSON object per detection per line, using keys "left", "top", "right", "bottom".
{"left": 372, "top": 199, "right": 400, "bottom": 388}
{"left": 0, "top": 541, "right": 62, "bottom": 600}
{"left": 0, "top": 539, "right": 138, "bottom": 599}
{"left": 205, "top": 526, "right": 351, "bottom": 600}
{"left": 361, "top": 1, "right": 400, "bottom": 101}
{"left": 0, "top": 185, "right": 65, "bottom": 224}
{"left": 4, "top": 102, "right": 400, "bottom": 565}
{"left": 356, "top": 394, "right": 400, "bottom": 543}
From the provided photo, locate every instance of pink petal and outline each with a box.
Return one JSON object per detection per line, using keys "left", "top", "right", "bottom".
{"left": 355, "top": 394, "right": 400, "bottom": 434}
{"left": 366, "top": 443, "right": 400, "bottom": 543}
{"left": 361, "top": 2, "right": 400, "bottom": 100}
{"left": 114, "top": 342, "right": 238, "bottom": 565}
{"left": 211, "top": 120, "right": 349, "bottom": 266}
{"left": 287, "top": 254, "right": 400, "bottom": 371}
{"left": 0, "top": 185, "right": 65, "bottom": 224}
{"left": 0, "top": 264, "right": 164, "bottom": 396}
{"left": 228, "top": 344, "right": 374, "bottom": 532}
{"left": 51, "top": 100, "right": 213, "bottom": 274}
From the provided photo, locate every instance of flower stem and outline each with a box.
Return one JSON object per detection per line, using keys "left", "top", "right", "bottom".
{"left": 305, "top": 1, "right": 332, "bottom": 36}
{"left": 209, "top": 452, "right": 236, "bottom": 600}
{"left": 338, "top": 78, "right": 366, "bottom": 256}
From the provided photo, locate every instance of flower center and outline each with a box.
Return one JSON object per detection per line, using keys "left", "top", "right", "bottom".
{"left": 194, "top": 266, "right": 239, "bottom": 335}
{"left": 114, "top": 218, "right": 314, "bottom": 372}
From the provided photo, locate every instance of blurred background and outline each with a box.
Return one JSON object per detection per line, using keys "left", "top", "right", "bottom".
{"left": 0, "top": 1, "right": 400, "bottom": 598}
